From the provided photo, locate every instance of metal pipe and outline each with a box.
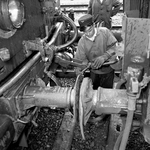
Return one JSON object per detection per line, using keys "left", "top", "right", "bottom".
{"left": 56, "top": 13, "right": 78, "bottom": 51}
{"left": 119, "top": 94, "right": 136, "bottom": 150}
{"left": 0, "top": 22, "right": 65, "bottom": 96}
{"left": 113, "top": 131, "right": 123, "bottom": 150}
{"left": 47, "top": 22, "right": 64, "bottom": 46}
{"left": 115, "top": 78, "right": 126, "bottom": 89}
{"left": 0, "top": 52, "right": 41, "bottom": 96}
{"left": 119, "top": 110, "right": 134, "bottom": 150}
{"left": 22, "top": 86, "right": 73, "bottom": 109}
{"left": 45, "top": 71, "right": 62, "bottom": 86}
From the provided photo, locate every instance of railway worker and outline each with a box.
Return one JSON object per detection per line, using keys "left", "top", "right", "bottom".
{"left": 75, "top": 14, "right": 118, "bottom": 89}
{"left": 87, "top": 0, "right": 122, "bottom": 29}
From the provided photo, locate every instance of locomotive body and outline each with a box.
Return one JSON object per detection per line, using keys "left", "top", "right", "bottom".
{"left": 0, "top": 0, "right": 51, "bottom": 149}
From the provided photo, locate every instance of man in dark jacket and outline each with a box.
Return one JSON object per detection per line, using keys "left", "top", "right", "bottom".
{"left": 87, "top": 0, "right": 122, "bottom": 29}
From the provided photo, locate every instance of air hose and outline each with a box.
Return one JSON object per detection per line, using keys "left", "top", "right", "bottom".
{"left": 57, "top": 13, "right": 78, "bottom": 51}
{"left": 113, "top": 78, "right": 135, "bottom": 150}
{"left": 113, "top": 94, "right": 135, "bottom": 150}
{"left": 49, "top": 73, "right": 62, "bottom": 86}
{"left": 113, "top": 102, "right": 135, "bottom": 150}
{"left": 115, "top": 78, "right": 126, "bottom": 89}
{"left": 44, "top": 67, "right": 62, "bottom": 86}
{"left": 113, "top": 131, "right": 123, "bottom": 150}
{"left": 119, "top": 109, "right": 134, "bottom": 150}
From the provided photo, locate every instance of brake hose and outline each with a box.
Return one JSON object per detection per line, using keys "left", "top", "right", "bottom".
{"left": 119, "top": 108, "right": 134, "bottom": 150}
{"left": 57, "top": 13, "right": 78, "bottom": 51}
{"left": 113, "top": 110, "right": 134, "bottom": 150}
{"left": 113, "top": 78, "right": 134, "bottom": 150}
{"left": 118, "top": 96, "right": 135, "bottom": 150}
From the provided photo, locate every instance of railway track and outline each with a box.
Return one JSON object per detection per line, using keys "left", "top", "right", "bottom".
{"left": 61, "top": 4, "right": 123, "bottom": 12}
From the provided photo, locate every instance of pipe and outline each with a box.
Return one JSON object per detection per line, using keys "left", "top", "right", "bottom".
{"left": 47, "top": 22, "right": 64, "bottom": 46}
{"left": 114, "top": 103, "right": 135, "bottom": 150}
{"left": 45, "top": 70, "right": 62, "bottom": 86}
{"left": 118, "top": 95, "right": 136, "bottom": 150}
{"left": 49, "top": 74, "right": 62, "bottom": 86}
{"left": 0, "top": 21, "right": 67, "bottom": 96}
{"left": 0, "top": 52, "right": 41, "bottom": 96}
{"left": 115, "top": 78, "right": 126, "bottom": 89}
{"left": 119, "top": 110, "right": 134, "bottom": 150}
{"left": 40, "top": 13, "right": 78, "bottom": 51}
{"left": 23, "top": 86, "right": 73, "bottom": 108}
{"left": 113, "top": 131, "right": 123, "bottom": 150}
{"left": 113, "top": 77, "right": 132, "bottom": 150}
{"left": 118, "top": 65, "right": 143, "bottom": 149}
{"left": 56, "top": 13, "right": 78, "bottom": 51}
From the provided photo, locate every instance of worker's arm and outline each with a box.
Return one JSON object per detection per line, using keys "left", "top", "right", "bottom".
{"left": 74, "top": 39, "right": 88, "bottom": 74}
{"left": 87, "top": 0, "right": 93, "bottom": 15}
{"left": 105, "top": 44, "right": 117, "bottom": 59}
{"left": 106, "top": 28, "right": 118, "bottom": 58}
{"left": 111, "top": 0, "right": 122, "bottom": 17}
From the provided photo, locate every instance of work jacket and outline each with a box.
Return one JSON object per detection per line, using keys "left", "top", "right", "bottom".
{"left": 75, "top": 27, "right": 117, "bottom": 74}
{"left": 87, "top": 0, "right": 122, "bottom": 29}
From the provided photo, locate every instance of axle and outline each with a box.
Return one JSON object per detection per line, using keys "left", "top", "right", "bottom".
{"left": 22, "top": 77, "right": 128, "bottom": 116}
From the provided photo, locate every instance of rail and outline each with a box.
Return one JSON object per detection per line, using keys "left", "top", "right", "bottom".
{"left": 60, "top": 4, "right": 123, "bottom": 13}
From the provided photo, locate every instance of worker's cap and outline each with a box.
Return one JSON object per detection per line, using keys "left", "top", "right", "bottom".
{"left": 78, "top": 14, "right": 93, "bottom": 27}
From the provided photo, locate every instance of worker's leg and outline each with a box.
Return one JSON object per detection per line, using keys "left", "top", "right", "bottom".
{"left": 90, "top": 71, "right": 114, "bottom": 89}
{"left": 98, "top": 71, "right": 114, "bottom": 88}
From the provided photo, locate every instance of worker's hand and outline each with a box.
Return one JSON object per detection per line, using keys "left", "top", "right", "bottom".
{"left": 91, "top": 56, "right": 106, "bottom": 69}
{"left": 75, "top": 61, "right": 88, "bottom": 75}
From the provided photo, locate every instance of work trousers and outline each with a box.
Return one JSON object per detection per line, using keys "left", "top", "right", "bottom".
{"left": 90, "top": 70, "right": 114, "bottom": 90}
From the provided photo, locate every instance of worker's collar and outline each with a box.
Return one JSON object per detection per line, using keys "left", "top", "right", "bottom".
{"left": 84, "top": 25, "right": 94, "bottom": 35}
{"left": 85, "top": 27, "right": 97, "bottom": 42}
